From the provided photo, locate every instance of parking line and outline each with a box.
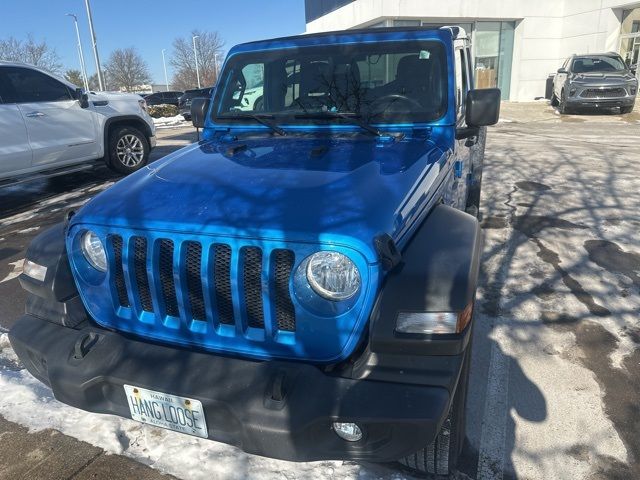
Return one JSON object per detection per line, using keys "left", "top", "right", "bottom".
{"left": 477, "top": 321, "right": 510, "bottom": 480}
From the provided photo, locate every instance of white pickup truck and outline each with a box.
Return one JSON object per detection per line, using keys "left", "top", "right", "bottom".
{"left": 0, "top": 62, "right": 156, "bottom": 183}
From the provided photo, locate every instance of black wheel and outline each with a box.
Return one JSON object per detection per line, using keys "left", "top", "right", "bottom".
{"left": 398, "top": 344, "right": 472, "bottom": 476}
{"left": 550, "top": 93, "right": 559, "bottom": 107}
{"left": 558, "top": 89, "right": 570, "bottom": 114}
{"left": 620, "top": 105, "right": 634, "bottom": 114}
{"left": 107, "top": 126, "right": 150, "bottom": 175}
{"left": 253, "top": 96, "right": 264, "bottom": 112}
{"left": 465, "top": 127, "right": 487, "bottom": 218}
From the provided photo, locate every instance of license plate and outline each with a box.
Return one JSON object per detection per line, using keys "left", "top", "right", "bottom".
{"left": 124, "top": 385, "right": 208, "bottom": 438}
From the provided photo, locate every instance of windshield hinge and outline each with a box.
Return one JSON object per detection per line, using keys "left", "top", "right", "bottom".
{"left": 374, "top": 233, "right": 402, "bottom": 271}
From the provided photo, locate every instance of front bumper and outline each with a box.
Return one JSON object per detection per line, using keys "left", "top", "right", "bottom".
{"left": 9, "top": 314, "right": 451, "bottom": 463}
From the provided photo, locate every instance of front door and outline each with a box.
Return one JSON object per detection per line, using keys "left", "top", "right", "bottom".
{"left": 0, "top": 68, "right": 32, "bottom": 177}
{"left": 3, "top": 66, "right": 98, "bottom": 168}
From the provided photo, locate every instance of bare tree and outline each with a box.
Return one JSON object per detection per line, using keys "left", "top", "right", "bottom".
{"left": 0, "top": 35, "right": 62, "bottom": 73}
{"left": 64, "top": 69, "right": 84, "bottom": 88}
{"left": 104, "top": 47, "right": 151, "bottom": 92}
{"left": 170, "top": 30, "right": 224, "bottom": 90}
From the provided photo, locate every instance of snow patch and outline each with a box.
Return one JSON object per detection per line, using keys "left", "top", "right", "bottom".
{"left": 0, "top": 339, "right": 415, "bottom": 479}
{"left": 153, "top": 115, "right": 192, "bottom": 129}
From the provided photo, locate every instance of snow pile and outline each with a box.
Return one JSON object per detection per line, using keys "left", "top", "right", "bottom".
{"left": 0, "top": 334, "right": 413, "bottom": 479}
{"left": 153, "top": 115, "right": 191, "bottom": 129}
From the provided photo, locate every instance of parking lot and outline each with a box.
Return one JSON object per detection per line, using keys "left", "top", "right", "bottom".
{"left": 1, "top": 102, "right": 639, "bottom": 480}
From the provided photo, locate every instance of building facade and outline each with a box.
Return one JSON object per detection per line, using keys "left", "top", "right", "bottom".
{"left": 305, "top": 0, "right": 640, "bottom": 101}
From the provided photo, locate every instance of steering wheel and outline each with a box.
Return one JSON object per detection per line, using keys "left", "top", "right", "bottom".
{"left": 369, "top": 94, "right": 423, "bottom": 116}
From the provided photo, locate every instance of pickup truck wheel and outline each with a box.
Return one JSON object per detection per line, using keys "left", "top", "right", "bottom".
{"left": 550, "top": 93, "right": 559, "bottom": 107}
{"left": 107, "top": 126, "right": 149, "bottom": 174}
{"left": 620, "top": 105, "right": 634, "bottom": 114}
{"left": 398, "top": 344, "right": 471, "bottom": 476}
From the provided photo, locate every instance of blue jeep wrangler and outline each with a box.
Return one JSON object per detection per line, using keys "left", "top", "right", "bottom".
{"left": 10, "top": 26, "right": 499, "bottom": 476}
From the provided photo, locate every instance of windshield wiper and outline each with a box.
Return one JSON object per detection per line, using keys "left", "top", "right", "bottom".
{"left": 223, "top": 113, "right": 286, "bottom": 136}
{"left": 294, "top": 112, "right": 381, "bottom": 137}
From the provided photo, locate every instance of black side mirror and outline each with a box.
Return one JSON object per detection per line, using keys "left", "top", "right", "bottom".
{"left": 75, "top": 88, "right": 89, "bottom": 109}
{"left": 191, "top": 97, "right": 211, "bottom": 129}
{"left": 557, "top": 67, "right": 568, "bottom": 74}
{"left": 466, "top": 88, "right": 501, "bottom": 128}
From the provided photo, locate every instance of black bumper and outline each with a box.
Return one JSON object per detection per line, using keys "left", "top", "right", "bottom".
{"left": 9, "top": 315, "right": 451, "bottom": 463}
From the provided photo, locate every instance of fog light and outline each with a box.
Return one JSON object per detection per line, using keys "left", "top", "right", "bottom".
{"left": 332, "top": 422, "right": 362, "bottom": 442}
{"left": 23, "top": 260, "right": 47, "bottom": 282}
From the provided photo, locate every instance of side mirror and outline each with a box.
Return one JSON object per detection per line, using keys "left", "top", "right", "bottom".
{"left": 191, "top": 97, "right": 211, "bottom": 129}
{"left": 557, "top": 67, "right": 568, "bottom": 74}
{"left": 466, "top": 88, "right": 501, "bottom": 128}
{"left": 75, "top": 88, "right": 89, "bottom": 109}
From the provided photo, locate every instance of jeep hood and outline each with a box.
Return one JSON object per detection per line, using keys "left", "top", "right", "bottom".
{"left": 74, "top": 133, "right": 448, "bottom": 259}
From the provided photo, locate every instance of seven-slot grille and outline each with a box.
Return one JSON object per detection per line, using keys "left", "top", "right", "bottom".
{"left": 109, "top": 235, "right": 296, "bottom": 334}
{"left": 580, "top": 87, "right": 626, "bottom": 99}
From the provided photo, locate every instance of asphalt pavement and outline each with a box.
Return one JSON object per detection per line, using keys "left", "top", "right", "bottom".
{"left": 0, "top": 104, "right": 639, "bottom": 480}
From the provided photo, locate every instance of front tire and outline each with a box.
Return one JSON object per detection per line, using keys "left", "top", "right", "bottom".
{"left": 107, "top": 126, "right": 150, "bottom": 175}
{"left": 558, "top": 89, "right": 570, "bottom": 114}
{"left": 620, "top": 105, "right": 635, "bottom": 114}
{"left": 398, "top": 345, "right": 471, "bottom": 476}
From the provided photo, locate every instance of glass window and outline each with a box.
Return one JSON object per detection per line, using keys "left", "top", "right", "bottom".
{"left": 474, "top": 21, "right": 514, "bottom": 99}
{"left": 621, "top": 8, "right": 640, "bottom": 35}
{"left": 3, "top": 67, "right": 72, "bottom": 103}
{"left": 393, "top": 19, "right": 421, "bottom": 27}
{"left": 215, "top": 41, "right": 448, "bottom": 124}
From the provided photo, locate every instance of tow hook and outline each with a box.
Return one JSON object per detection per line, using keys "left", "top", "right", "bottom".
{"left": 72, "top": 332, "right": 100, "bottom": 360}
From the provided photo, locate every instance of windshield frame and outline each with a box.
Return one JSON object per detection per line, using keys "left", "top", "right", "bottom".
{"left": 210, "top": 38, "right": 451, "bottom": 130}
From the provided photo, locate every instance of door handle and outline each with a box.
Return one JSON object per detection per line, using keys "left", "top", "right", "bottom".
{"left": 25, "top": 111, "right": 45, "bottom": 118}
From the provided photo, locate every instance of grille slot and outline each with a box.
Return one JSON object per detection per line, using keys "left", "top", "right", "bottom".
{"left": 214, "top": 244, "right": 234, "bottom": 325}
{"left": 111, "top": 235, "right": 129, "bottom": 307}
{"left": 133, "top": 237, "right": 153, "bottom": 312}
{"left": 242, "top": 247, "right": 264, "bottom": 328}
{"left": 274, "top": 250, "right": 296, "bottom": 331}
{"left": 159, "top": 239, "right": 179, "bottom": 317}
{"left": 580, "top": 88, "right": 626, "bottom": 99}
{"left": 185, "top": 241, "right": 205, "bottom": 321}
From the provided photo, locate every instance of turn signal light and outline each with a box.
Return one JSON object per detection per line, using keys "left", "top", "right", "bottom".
{"left": 395, "top": 302, "right": 474, "bottom": 334}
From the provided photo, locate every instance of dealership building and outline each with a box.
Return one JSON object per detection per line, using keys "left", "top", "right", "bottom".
{"left": 304, "top": 0, "right": 640, "bottom": 101}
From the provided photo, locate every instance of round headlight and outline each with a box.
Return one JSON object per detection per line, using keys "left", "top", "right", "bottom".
{"left": 81, "top": 231, "right": 107, "bottom": 272}
{"left": 306, "top": 251, "right": 360, "bottom": 301}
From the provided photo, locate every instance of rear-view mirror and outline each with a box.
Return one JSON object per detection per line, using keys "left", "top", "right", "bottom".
{"left": 465, "top": 88, "right": 501, "bottom": 128}
{"left": 191, "top": 98, "right": 211, "bottom": 129}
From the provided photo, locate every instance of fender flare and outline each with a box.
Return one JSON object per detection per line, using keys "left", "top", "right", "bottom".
{"left": 370, "top": 204, "right": 482, "bottom": 355}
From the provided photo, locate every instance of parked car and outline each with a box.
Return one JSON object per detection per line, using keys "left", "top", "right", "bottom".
{"left": 10, "top": 26, "right": 500, "bottom": 477}
{"left": 143, "top": 91, "right": 183, "bottom": 107}
{"left": 0, "top": 62, "right": 156, "bottom": 182}
{"left": 552, "top": 53, "right": 638, "bottom": 114}
{"left": 178, "top": 87, "right": 214, "bottom": 120}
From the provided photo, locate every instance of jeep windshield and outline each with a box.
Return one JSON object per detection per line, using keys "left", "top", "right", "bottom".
{"left": 214, "top": 41, "right": 447, "bottom": 127}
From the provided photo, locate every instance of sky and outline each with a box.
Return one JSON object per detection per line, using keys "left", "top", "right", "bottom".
{"left": 0, "top": 0, "right": 306, "bottom": 85}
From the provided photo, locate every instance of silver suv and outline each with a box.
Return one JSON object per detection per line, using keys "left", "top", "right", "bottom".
{"left": 552, "top": 53, "right": 638, "bottom": 114}
{"left": 0, "top": 62, "right": 156, "bottom": 183}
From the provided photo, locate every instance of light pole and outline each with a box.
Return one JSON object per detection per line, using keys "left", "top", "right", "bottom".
{"left": 161, "top": 49, "right": 169, "bottom": 91}
{"left": 65, "top": 13, "right": 89, "bottom": 92}
{"left": 192, "top": 35, "right": 201, "bottom": 89}
{"left": 84, "top": 0, "right": 104, "bottom": 91}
